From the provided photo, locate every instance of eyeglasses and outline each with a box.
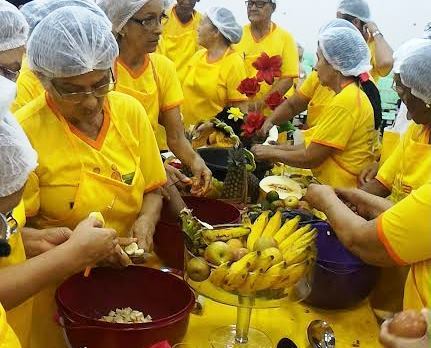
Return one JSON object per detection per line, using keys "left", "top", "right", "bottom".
{"left": 245, "top": 0, "right": 272, "bottom": 9}
{"left": 50, "top": 69, "right": 116, "bottom": 104}
{"left": 0, "top": 65, "right": 20, "bottom": 82}
{"left": 129, "top": 13, "right": 169, "bottom": 29}
{"left": 0, "top": 211, "right": 18, "bottom": 241}
{"left": 392, "top": 80, "right": 405, "bottom": 96}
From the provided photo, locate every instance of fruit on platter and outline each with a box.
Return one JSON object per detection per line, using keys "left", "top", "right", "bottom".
{"left": 191, "top": 119, "right": 240, "bottom": 149}
{"left": 183, "top": 209, "right": 317, "bottom": 298}
{"left": 259, "top": 176, "right": 303, "bottom": 200}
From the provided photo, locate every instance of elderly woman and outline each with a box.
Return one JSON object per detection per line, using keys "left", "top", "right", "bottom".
{"left": 181, "top": 7, "right": 248, "bottom": 127}
{"left": 253, "top": 24, "right": 381, "bottom": 188}
{"left": 98, "top": 0, "right": 211, "bottom": 195}
{"left": 15, "top": 6, "right": 166, "bottom": 347}
{"left": 305, "top": 44, "right": 431, "bottom": 311}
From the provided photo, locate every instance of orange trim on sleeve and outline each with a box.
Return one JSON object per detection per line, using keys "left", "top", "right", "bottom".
{"left": 145, "top": 179, "right": 167, "bottom": 193}
{"left": 311, "top": 139, "right": 345, "bottom": 151}
{"left": 160, "top": 100, "right": 183, "bottom": 112}
{"left": 376, "top": 214, "right": 407, "bottom": 266}
{"left": 375, "top": 175, "right": 392, "bottom": 190}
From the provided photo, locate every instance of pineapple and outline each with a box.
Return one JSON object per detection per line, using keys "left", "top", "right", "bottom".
{"left": 247, "top": 173, "right": 260, "bottom": 204}
{"left": 221, "top": 147, "right": 249, "bottom": 203}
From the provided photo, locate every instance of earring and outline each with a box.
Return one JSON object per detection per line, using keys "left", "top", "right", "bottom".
{"left": 426, "top": 104, "right": 431, "bottom": 109}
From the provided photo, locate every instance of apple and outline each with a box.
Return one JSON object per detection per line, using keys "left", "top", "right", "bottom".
{"left": 226, "top": 238, "right": 244, "bottom": 251}
{"left": 284, "top": 196, "right": 300, "bottom": 209}
{"left": 187, "top": 257, "right": 211, "bottom": 282}
{"left": 253, "top": 237, "right": 277, "bottom": 251}
{"left": 232, "top": 248, "right": 250, "bottom": 261}
{"left": 204, "top": 241, "right": 233, "bottom": 265}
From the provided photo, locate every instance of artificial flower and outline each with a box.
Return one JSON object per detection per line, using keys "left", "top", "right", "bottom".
{"left": 227, "top": 107, "right": 244, "bottom": 121}
{"left": 252, "top": 53, "right": 282, "bottom": 85}
{"left": 237, "top": 77, "right": 261, "bottom": 98}
{"left": 241, "top": 111, "right": 265, "bottom": 138}
{"left": 265, "top": 91, "right": 285, "bottom": 110}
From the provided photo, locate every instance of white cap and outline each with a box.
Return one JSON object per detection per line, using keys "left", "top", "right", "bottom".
{"left": 337, "top": 0, "right": 371, "bottom": 22}
{"left": 27, "top": 6, "right": 119, "bottom": 79}
{"left": 319, "top": 18, "right": 359, "bottom": 34}
{"left": 393, "top": 38, "right": 430, "bottom": 74}
{"left": 0, "top": 75, "right": 38, "bottom": 197}
{"left": 207, "top": 7, "right": 242, "bottom": 44}
{"left": 0, "top": 0, "right": 28, "bottom": 51}
{"left": 319, "top": 26, "right": 371, "bottom": 77}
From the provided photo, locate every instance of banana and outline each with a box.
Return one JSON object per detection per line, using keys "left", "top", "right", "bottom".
{"left": 261, "top": 210, "right": 282, "bottom": 238}
{"left": 256, "top": 247, "right": 283, "bottom": 272}
{"left": 254, "top": 261, "right": 287, "bottom": 291}
{"left": 209, "top": 264, "right": 229, "bottom": 287}
{"left": 283, "top": 245, "right": 315, "bottom": 265}
{"left": 291, "top": 228, "right": 318, "bottom": 249}
{"left": 223, "top": 251, "right": 260, "bottom": 289}
{"left": 202, "top": 226, "right": 251, "bottom": 243}
{"left": 278, "top": 224, "right": 312, "bottom": 251}
{"left": 278, "top": 261, "right": 311, "bottom": 288}
{"left": 237, "top": 272, "right": 260, "bottom": 296}
{"left": 89, "top": 212, "right": 105, "bottom": 226}
{"left": 273, "top": 216, "right": 301, "bottom": 244}
{"left": 246, "top": 211, "right": 270, "bottom": 250}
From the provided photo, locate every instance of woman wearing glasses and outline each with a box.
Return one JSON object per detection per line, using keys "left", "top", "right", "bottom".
{"left": 98, "top": 0, "right": 212, "bottom": 196}
{"left": 234, "top": 0, "right": 299, "bottom": 114}
{"left": 15, "top": 6, "right": 166, "bottom": 348}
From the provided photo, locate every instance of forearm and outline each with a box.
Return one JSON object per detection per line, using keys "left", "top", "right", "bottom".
{"left": 0, "top": 241, "right": 82, "bottom": 310}
{"left": 360, "top": 178, "right": 391, "bottom": 197}
{"left": 269, "top": 100, "right": 301, "bottom": 125}
{"left": 373, "top": 36, "right": 394, "bottom": 77}
{"left": 269, "top": 77, "right": 294, "bottom": 96}
{"left": 138, "top": 189, "right": 163, "bottom": 228}
{"left": 272, "top": 148, "right": 325, "bottom": 168}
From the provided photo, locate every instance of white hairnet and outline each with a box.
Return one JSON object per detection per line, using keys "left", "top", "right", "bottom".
{"left": 319, "top": 18, "right": 359, "bottom": 34}
{"left": 0, "top": 76, "right": 37, "bottom": 198}
{"left": 319, "top": 27, "right": 371, "bottom": 77}
{"left": 27, "top": 6, "right": 119, "bottom": 79}
{"left": 337, "top": 0, "right": 371, "bottom": 22}
{"left": 96, "top": 0, "right": 150, "bottom": 34}
{"left": 21, "top": 0, "right": 111, "bottom": 35}
{"left": 207, "top": 7, "right": 242, "bottom": 44}
{"left": 393, "top": 38, "right": 430, "bottom": 74}
{"left": 0, "top": 0, "right": 28, "bottom": 51}
{"left": 424, "top": 22, "right": 431, "bottom": 39}
{"left": 400, "top": 44, "right": 431, "bottom": 104}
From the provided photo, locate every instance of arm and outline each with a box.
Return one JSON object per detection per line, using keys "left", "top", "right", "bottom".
{"left": 21, "top": 227, "right": 72, "bottom": 258}
{"left": 252, "top": 142, "right": 334, "bottom": 169}
{"left": 361, "top": 178, "right": 391, "bottom": 197}
{"left": 268, "top": 77, "right": 294, "bottom": 97}
{"left": 304, "top": 185, "right": 396, "bottom": 267}
{"left": 160, "top": 107, "right": 211, "bottom": 195}
{"left": 366, "top": 22, "right": 394, "bottom": 77}
{"left": 0, "top": 218, "right": 117, "bottom": 310}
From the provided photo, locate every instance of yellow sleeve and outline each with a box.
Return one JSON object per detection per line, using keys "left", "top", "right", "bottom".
{"left": 311, "top": 104, "right": 354, "bottom": 150}
{"left": 377, "top": 184, "right": 431, "bottom": 265}
{"left": 281, "top": 31, "right": 299, "bottom": 78}
{"left": 22, "top": 171, "right": 40, "bottom": 218}
{"left": 298, "top": 71, "right": 319, "bottom": 100}
{"left": 155, "top": 56, "right": 184, "bottom": 112}
{"left": 137, "top": 105, "right": 167, "bottom": 192}
{"left": 225, "top": 55, "right": 248, "bottom": 102}
{"left": 11, "top": 70, "right": 44, "bottom": 113}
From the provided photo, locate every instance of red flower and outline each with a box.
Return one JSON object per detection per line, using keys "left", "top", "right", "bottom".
{"left": 265, "top": 91, "right": 285, "bottom": 110}
{"left": 237, "top": 77, "right": 261, "bottom": 98}
{"left": 252, "top": 53, "right": 282, "bottom": 85}
{"left": 241, "top": 112, "right": 265, "bottom": 138}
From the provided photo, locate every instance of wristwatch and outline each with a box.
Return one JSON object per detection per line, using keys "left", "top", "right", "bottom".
{"left": 372, "top": 30, "right": 383, "bottom": 38}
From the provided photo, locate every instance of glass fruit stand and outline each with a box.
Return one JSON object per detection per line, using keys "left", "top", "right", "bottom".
{"left": 181, "top": 209, "right": 316, "bottom": 348}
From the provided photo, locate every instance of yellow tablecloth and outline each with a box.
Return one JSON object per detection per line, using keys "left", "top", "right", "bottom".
{"left": 182, "top": 298, "right": 381, "bottom": 347}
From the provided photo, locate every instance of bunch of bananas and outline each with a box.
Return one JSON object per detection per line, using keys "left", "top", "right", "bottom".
{"left": 208, "top": 211, "right": 317, "bottom": 296}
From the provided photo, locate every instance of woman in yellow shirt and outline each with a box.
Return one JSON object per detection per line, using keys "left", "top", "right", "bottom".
{"left": 98, "top": 0, "right": 211, "bottom": 194}
{"left": 15, "top": 7, "right": 167, "bottom": 348}
{"left": 181, "top": 7, "right": 248, "bottom": 127}
{"left": 157, "top": 0, "right": 202, "bottom": 83}
{"left": 252, "top": 25, "right": 382, "bottom": 188}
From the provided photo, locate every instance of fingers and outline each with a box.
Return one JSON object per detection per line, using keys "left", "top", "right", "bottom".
{"left": 117, "top": 237, "right": 137, "bottom": 246}
{"left": 379, "top": 321, "right": 397, "bottom": 347}
{"left": 114, "top": 244, "right": 132, "bottom": 267}
{"left": 84, "top": 216, "right": 103, "bottom": 228}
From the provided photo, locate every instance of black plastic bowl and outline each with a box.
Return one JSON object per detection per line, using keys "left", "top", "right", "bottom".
{"left": 305, "top": 222, "right": 380, "bottom": 310}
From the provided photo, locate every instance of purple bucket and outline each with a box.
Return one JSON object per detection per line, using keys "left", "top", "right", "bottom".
{"left": 305, "top": 222, "right": 380, "bottom": 310}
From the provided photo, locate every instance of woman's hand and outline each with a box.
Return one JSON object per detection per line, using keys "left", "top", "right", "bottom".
{"left": 23, "top": 227, "right": 73, "bottom": 258}
{"left": 97, "top": 238, "right": 136, "bottom": 269}
{"left": 380, "top": 309, "right": 430, "bottom": 348}
{"left": 162, "top": 162, "right": 192, "bottom": 199}
{"left": 358, "top": 161, "right": 379, "bottom": 186}
{"left": 251, "top": 144, "right": 276, "bottom": 162}
{"left": 189, "top": 156, "right": 212, "bottom": 197}
{"left": 131, "top": 216, "right": 156, "bottom": 253}
{"left": 303, "top": 184, "right": 338, "bottom": 212}
{"left": 257, "top": 119, "right": 274, "bottom": 138}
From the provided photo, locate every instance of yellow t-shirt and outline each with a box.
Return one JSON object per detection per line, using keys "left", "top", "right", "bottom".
{"left": 17, "top": 91, "right": 166, "bottom": 237}
{"left": 115, "top": 53, "right": 184, "bottom": 150}
{"left": 181, "top": 48, "right": 248, "bottom": 127}
{"left": 12, "top": 57, "right": 44, "bottom": 113}
{"left": 0, "top": 304, "right": 20, "bottom": 348}
{"left": 377, "top": 183, "right": 431, "bottom": 309}
{"left": 310, "top": 83, "right": 375, "bottom": 187}
{"left": 233, "top": 23, "right": 299, "bottom": 100}
{"left": 0, "top": 202, "right": 32, "bottom": 348}
{"left": 369, "top": 41, "right": 388, "bottom": 83}
{"left": 298, "top": 70, "right": 335, "bottom": 129}
{"left": 157, "top": 6, "right": 202, "bottom": 83}
{"left": 376, "top": 124, "right": 431, "bottom": 203}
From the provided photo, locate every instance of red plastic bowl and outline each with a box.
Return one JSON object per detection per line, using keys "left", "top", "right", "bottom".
{"left": 154, "top": 196, "right": 241, "bottom": 270}
{"left": 56, "top": 267, "right": 195, "bottom": 348}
